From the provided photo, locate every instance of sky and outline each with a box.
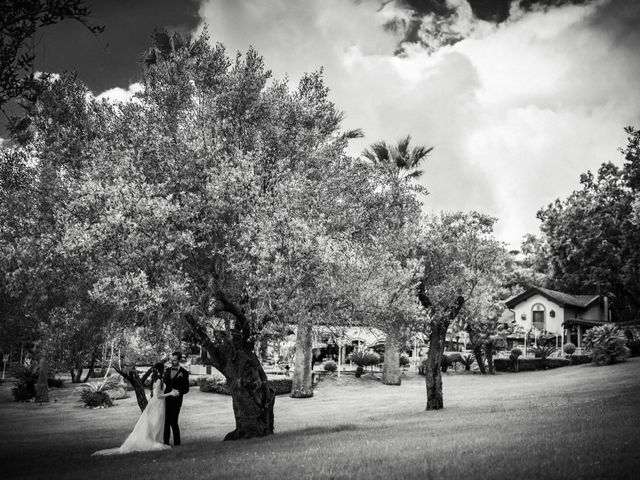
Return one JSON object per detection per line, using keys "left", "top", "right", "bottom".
{"left": 26, "top": 0, "right": 640, "bottom": 249}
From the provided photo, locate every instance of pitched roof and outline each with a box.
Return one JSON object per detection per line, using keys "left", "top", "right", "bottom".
{"left": 504, "top": 286, "right": 601, "bottom": 309}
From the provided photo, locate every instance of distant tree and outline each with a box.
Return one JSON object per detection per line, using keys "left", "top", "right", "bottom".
{"left": 503, "top": 234, "right": 551, "bottom": 294}
{"left": 537, "top": 127, "right": 640, "bottom": 321}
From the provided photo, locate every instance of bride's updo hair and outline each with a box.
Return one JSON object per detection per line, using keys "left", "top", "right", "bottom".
{"left": 150, "top": 362, "right": 165, "bottom": 396}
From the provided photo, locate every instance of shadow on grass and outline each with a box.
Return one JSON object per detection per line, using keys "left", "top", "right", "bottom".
{"left": 276, "top": 422, "right": 361, "bottom": 438}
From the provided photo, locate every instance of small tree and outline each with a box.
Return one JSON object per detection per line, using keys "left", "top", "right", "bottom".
{"left": 563, "top": 342, "right": 576, "bottom": 357}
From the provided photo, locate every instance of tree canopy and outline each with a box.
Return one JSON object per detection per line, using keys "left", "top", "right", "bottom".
{"left": 537, "top": 126, "right": 640, "bottom": 321}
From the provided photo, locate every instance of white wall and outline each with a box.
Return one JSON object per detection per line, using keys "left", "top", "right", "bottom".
{"left": 512, "top": 294, "right": 565, "bottom": 334}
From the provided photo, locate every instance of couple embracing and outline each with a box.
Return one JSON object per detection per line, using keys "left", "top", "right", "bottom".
{"left": 93, "top": 351, "right": 189, "bottom": 456}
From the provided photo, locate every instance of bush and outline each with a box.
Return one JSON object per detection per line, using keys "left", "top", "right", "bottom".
{"left": 323, "top": 361, "right": 337, "bottom": 372}
{"left": 198, "top": 376, "right": 223, "bottom": 393}
{"left": 510, "top": 348, "right": 523, "bottom": 358}
{"left": 348, "top": 351, "right": 379, "bottom": 378}
{"left": 48, "top": 378, "right": 65, "bottom": 388}
{"left": 268, "top": 377, "right": 293, "bottom": 395}
{"left": 399, "top": 354, "right": 411, "bottom": 367}
{"left": 460, "top": 354, "right": 475, "bottom": 371}
{"left": 493, "top": 357, "right": 570, "bottom": 372}
{"left": 11, "top": 382, "right": 34, "bottom": 401}
{"left": 530, "top": 344, "right": 556, "bottom": 360}
{"left": 80, "top": 390, "right": 113, "bottom": 408}
{"left": 563, "top": 342, "right": 576, "bottom": 356}
{"left": 198, "top": 375, "right": 292, "bottom": 395}
{"left": 584, "top": 324, "right": 630, "bottom": 365}
{"left": 78, "top": 380, "right": 121, "bottom": 407}
{"left": 348, "top": 351, "right": 380, "bottom": 367}
{"left": 570, "top": 354, "right": 592, "bottom": 365}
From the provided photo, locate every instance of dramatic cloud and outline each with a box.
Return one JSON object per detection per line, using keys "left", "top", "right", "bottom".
{"left": 195, "top": 0, "right": 640, "bottom": 248}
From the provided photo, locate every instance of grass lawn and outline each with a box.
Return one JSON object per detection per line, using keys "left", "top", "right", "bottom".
{"left": 1, "top": 358, "right": 639, "bottom": 480}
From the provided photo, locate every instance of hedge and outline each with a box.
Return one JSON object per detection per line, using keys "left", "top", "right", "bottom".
{"left": 570, "top": 354, "right": 592, "bottom": 365}
{"left": 198, "top": 376, "right": 292, "bottom": 395}
{"left": 494, "top": 357, "right": 571, "bottom": 372}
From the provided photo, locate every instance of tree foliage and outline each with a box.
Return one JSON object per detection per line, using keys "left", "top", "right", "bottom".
{"left": 0, "top": 0, "right": 103, "bottom": 123}
{"left": 417, "top": 212, "right": 506, "bottom": 409}
{"left": 537, "top": 126, "right": 640, "bottom": 321}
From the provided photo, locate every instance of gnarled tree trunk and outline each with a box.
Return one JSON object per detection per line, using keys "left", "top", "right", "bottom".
{"left": 424, "top": 322, "right": 447, "bottom": 410}
{"left": 190, "top": 317, "right": 275, "bottom": 441}
{"left": 382, "top": 330, "right": 401, "bottom": 385}
{"left": 473, "top": 345, "right": 486, "bottom": 374}
{"left": 115, "top": 365, "right": 152, "bottom": 411}
{"left": 291, "top": 321, "right": 313, "bottom": 398}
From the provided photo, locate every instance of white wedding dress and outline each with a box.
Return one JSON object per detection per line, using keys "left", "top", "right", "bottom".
{"left": 92, "top": 379, "right": 171, "bottom": 456}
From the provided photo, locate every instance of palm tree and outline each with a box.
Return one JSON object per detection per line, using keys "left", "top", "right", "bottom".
{"left": 361, "top": 135, "right": 433, "bottom": 184}
{"left": 362, "top": 135, "right": 432, "bottom": 386}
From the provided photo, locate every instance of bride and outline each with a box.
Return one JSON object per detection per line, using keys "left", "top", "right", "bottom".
{"left": 93, "top": 362, "right": 179, "bottom": 456}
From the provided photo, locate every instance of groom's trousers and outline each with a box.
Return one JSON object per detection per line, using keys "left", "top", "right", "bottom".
{"left": 164, "top": 396, "right": 183, "bottom": 445}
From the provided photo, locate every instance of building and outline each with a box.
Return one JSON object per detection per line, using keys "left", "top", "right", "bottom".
{"left": 504, "top": 286, "right": 609, "bottom": 351}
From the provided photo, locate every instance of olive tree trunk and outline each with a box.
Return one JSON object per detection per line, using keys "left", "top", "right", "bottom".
{"left": 34, "top": 354, "right": 49, "bottom": 402}
{"left": 424, "top": 322, "right": 448, "bottom": 410}
{"left": 486, "top": 348, "right": 495, "bottom": 374}
{"left": 291, "top": 321, "right": 313, "bottom": 398}
{"left": 382, "top": 330, "right": 401, "bottom": 386}
{"left": 114, "top": 365, "right": 153, "bottom": 412}
{"left": 473, "top": 345, "right": 486, "bottom": 374}
{"left": 190, "top": 317, "right": 275, "bottom": 440}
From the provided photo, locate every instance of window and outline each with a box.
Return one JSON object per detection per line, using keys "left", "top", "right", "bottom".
{"left": 532, "top": 303, "right": 545, "bottom": 331}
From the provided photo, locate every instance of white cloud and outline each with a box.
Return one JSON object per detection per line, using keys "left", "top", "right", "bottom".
{"left": 193, "top": 0, "right": 640, "bottom": 247}
{"left": 96, "top": 82, "right": 144, "bottom": 103}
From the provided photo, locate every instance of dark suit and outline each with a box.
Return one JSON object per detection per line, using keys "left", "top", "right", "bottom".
{"left": 163, "top": 366, "right": 189, "bottom": 445}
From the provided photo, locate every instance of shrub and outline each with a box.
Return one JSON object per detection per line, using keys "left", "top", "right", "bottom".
{"left": 78, "top": 380, "right": 121, "bottom": 407}
{"left": 348, "top": 351, "right": 380, "bottom": 367}
{"left": 584, "top": 324, "right": 630, "bottom": 365}
{"left": 570, "top": 354, "right": 592, "bottom": 365}
{"left": 627, "top": 338, "right": 640, "bottom": 357}
{"left": 198, "top": 376, "right": 292, "bottom": 395}
{"left": 399, "top": 354, "right": 411, "bottom": 367}
{"left": 530, "top": 344, "right": 556, "bottom": 360}
{"left": 563, "top": 342, "right": 576, "bottom": 356}
{"left": 323, "top": 361, "right": 337, "bottom": 372}
{"left": 10, "top": 362, "right": 39, "bottom": 401}
{"left": 48, "top": 378, "right": 65, "bottom": 388}
{"left": 268, "top": 377, "right": 293, "bottom": 395}
{"left": 80, "top": 390, "right": 113, "bottom": 408}
{"left": 198, "top": 375, "right": 223, "bottom": 393}
{"left": 348, "top": 351, "right": 379, "bottom": 378}
{"left": 11, "top": 382, "right": 34, "bottom": 401}
{"left": 460, "top": 354, "right": 475, "bottom": 371}
{"left": 493, "top": 357, "right": 570, "bottom": 372}
{"left": 509, "top": 349, "right": 523, "bottom": 372}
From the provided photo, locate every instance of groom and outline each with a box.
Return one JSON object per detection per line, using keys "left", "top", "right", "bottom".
{"left": 163, "top": 351, "right": 190, "bottom": 446}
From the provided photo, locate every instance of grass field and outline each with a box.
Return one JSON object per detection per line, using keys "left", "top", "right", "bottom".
{"left": 1, "top": 358, "right": 639, "bottom": 480}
